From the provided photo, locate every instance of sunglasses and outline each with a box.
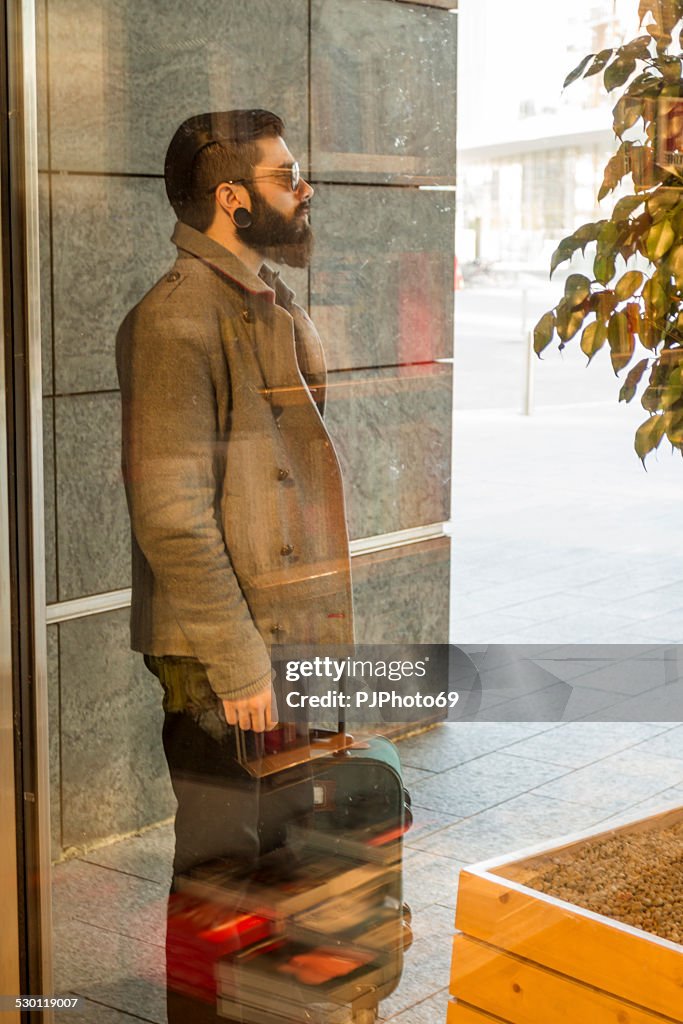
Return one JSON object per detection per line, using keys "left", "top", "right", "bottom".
{"left": 209, "top": 161, "right": 301, "bottom": 194}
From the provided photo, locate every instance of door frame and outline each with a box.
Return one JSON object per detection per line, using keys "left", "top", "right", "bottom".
{"left": 2, "top": 0, "right": 54, "bottom": 1015}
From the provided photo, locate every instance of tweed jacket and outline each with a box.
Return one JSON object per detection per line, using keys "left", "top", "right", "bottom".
{"left": 116, "top": 222, "right": 354, "bottom": 701}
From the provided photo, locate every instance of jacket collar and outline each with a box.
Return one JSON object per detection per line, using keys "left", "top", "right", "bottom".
{"left": 171, "top": 221, "right": 277, "bottom": 304}
{"left": 258, "top": 263, "right": 296, "bottom": 311}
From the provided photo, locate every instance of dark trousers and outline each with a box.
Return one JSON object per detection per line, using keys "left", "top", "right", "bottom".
{"left": 145, "top": 655, "right": 312, "bottom": 1024}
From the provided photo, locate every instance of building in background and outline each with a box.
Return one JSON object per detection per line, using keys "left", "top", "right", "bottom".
{"left": 457, "top": 0, "right": 639, "bottom": 268}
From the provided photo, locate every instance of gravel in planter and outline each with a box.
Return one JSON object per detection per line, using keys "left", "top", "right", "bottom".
{"left": 525, "top": 820, "right": 683, "bottom": 944}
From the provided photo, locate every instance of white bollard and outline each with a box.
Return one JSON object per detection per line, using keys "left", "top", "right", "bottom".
{"left": 524, "top": 327, "right": 535, "bottom": 416}
{"left": 521, "top": 288, "right": 534, "bottom": 416}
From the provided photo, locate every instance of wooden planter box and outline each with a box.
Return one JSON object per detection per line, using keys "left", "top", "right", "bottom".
{"left": 448, "top": 806, "right": 683, "bottom": 1024}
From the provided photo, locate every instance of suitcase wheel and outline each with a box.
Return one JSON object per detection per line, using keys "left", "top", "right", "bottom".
{"left": 351, "top": 1008, "right": 377, "bottom": 1023}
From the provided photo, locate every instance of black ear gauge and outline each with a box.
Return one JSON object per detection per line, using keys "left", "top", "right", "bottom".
{"left": 233, "top": 207, "right": 253, "bottom": 229}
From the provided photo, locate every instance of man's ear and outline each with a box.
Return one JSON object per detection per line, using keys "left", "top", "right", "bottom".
{"left": 215, "top": 182, "right": 249, "bottom": 216}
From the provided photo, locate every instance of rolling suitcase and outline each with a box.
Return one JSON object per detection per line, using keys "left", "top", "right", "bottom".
{"left": 172, "top": 707, "right": 412, "bottom": 1023}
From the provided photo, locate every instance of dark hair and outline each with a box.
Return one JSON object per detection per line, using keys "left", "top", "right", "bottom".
{"left": 164, "top": 109, "right": 284, "bottom": 231}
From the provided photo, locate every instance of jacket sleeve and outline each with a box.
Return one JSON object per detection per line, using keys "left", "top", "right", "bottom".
{"left": 116, "top": 303, "right": 272, "bottom": 701}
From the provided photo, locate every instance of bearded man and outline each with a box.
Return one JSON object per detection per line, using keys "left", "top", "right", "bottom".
{"left": 116, "top": 109, "right": 354, "bottom": 1022}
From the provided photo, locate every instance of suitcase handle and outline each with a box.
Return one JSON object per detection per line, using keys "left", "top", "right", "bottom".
{"left": 235, "top": 726, "right": 357, "bottom": 778}
{"left": 234, "top": 665, "right": 353, "bottom": 776}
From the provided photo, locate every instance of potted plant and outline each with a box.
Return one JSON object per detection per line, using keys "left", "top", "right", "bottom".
{"left": 535, "top": 0, "right": 683, "bottom": 463}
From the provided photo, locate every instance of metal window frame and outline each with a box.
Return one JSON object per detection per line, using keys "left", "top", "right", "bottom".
{"left": 3, "top": 0, "right": 53, "bottom": 1016}
{"left": 41, "top": 523, "right": 452, "bottom": 626}
{"left": 0, "top": 0, "right": 22, "bottom": 1006}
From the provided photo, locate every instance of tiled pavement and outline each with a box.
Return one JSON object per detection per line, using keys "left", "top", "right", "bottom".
{"left": 451, "top": 401, "right": 683, "bottom": 647}
{"left": 52, "top": 720, "right": 683, "bottom": 1024}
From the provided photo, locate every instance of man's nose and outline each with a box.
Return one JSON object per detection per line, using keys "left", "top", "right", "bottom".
{"left": 299, "top": 177, "right": 314, "bottom": 199}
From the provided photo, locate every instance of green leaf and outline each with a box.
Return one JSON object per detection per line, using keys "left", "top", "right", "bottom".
{"left": 664, "top": 410, "right": 683, "bottom": 445}
{"left": 533, "top": 312, "right": 555, "bottom": 356}
{"left": 628, "top": 70, "right": 664, "bottom": 97}
{"left": 575, "top": 221, "right": 604, "bottom": 248}
{"left": 596, "top": 290, "right": 618, "bottom": 323}
{"left": 580, "top": 320, "right": 607, "bottom": 362}
{"left": 631, "top": 146, "right": 663, "bottom": 192}
{"left": 634, "top": 413, "right": 666, "bottom": 463}
{"left": 612, "top": 195, "right": 644, "bottom": 221}
{"left": 659, "top": 0, "right": 680, "bottom": 32}
{"left": 549, "top": 222, "right": 602, "bottom": 269}
{"left": 597, "top": 220, "right": 619, "bottom": 248}
{"left": 659, "top": 365, "right": 683, "bottom": 408}
{"left": 549, "top": 241, "right": 574, "bottom": 277}
{"left": 594, "top": 253, "right": 616, "bottom": 285}
{"left": 647, "top": 187, "right": 682, "bottom": 219}
{"left": 622, "top": 34, "right": 653, "bottom": 61}
{"left": 647, "top": 22, "right": 673, "bottom": 53}
{"left": 613, "top": 95, "right": 643, "bottom": 136}
{"left": 672, "top": 206, "right": 683, "bottom": 241}
{"left": 638, "top": 310, "right": 661, "bottom": 351}
{"left": 640, "top": 357, "right": 681, "bottom": 411}
{"left": 643, "top": 276, "right": 667, "bottom": 318}
{"left": 661, "top": 56, "right": 682, "bottom": 84}
{"left": 615, "top": 270, "right": 644, "bottom": 302}
{"left": 556, "top": 300, "right": 586, "bottom": 343}
{"left": 619, "top": 358, "right": 650, "bottom": 402}
{"left": 641, "top": 383, "right": 661, "bottom": 410}
{"left": 564, "top": 274, "right": 591, "bottom": 307}
{"left": 646, "top": 218, "right": 675, "bottom": 261}
{"left": 608, "top": 311, "right": 635, "bottom": 373}
{"left": 618, "top": 233, "right": 639, "bottom": 263}
{"left": 604, "top": 55, "right": 637, "bottom": 92}
{"left": 599, "top": 143, "right": 632, "bottom": 200}
{"left": 585, "top": 48, "right": 615, "bottom": 78}
{"left": 563, "top": 53, "right": 595, "bottom": 89}
{"left": 669, "top": 244, "right": 683, "bottom": 289}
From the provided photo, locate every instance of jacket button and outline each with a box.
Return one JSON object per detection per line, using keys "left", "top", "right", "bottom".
{"left": 280, "top": 544, "right": 294, "bottom": 556}
{"left": 241, "top": 308, "right": 254, "bottom": 323}
{"left": 272, "top": 405, "right": 283, "bottom": 418}
{"left": 270, "top": 624, "right": 284, "bottom": 636}
{"left": 166, "top": 272, "right": 180, "bottom": 282}
{"left": 277, "top": 468, "right": 289, "bottom": 481}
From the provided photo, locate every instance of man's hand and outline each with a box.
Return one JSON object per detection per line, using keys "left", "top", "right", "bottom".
{"left": 222, "top": 684, "right": 278, "bottom": 733}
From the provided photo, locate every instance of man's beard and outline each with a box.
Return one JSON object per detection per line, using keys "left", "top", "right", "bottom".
{"left": 237, "top": 187, "right": 313, "bottom": 268}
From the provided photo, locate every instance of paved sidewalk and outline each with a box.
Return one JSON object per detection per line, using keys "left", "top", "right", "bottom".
{"left": 52, "top": 719, "right": 683, "bottom": 1024}
{"left": 452, "top": 401, "right": 683, "bottom": 645}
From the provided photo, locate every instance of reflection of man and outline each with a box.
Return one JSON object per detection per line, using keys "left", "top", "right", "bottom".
{"left": 116, "top": 110, "right": 354, "bottom": 1022}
